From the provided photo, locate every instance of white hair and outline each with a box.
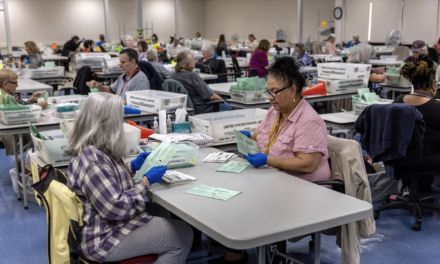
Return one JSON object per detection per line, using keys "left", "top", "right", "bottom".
{"left": 146, "top": 48, "right": 158, "bottom": 62}
{"left": 64, "top": 93, "right": 126, "bottom": 160}
{"left": 175, "top": 50, "right": 192, "bottom": 71}
{"left": 347, "top": 43, "right": 372, "bottom": 64}
{"left": 202, "top": 43, "right": 215, "bottom": 57}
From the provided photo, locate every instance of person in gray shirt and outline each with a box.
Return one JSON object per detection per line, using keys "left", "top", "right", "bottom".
{"left": 6, "top": 41, "right": 44, "bottom": 68}
{"left": 87, "top": 48, "right": 150, "bottom": 101}
{"left": 170, "top": 50, "right": 224, "bottom": 114}
{"left": 146, "top": 48, "right": 170, "bottom": 81}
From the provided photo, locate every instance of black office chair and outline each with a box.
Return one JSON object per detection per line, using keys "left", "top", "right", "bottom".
{"left": 427, "top": 47, "right": 439, "bottom": 64}
{"left": 373, "top": 124, "right": 440, "bottom": 231}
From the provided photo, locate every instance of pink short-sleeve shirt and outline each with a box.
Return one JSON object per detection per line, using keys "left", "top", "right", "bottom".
{"left": 255, "top": 98, "right": 331, "bottom": 182}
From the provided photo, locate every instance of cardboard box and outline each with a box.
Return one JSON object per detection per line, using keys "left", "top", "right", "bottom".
{"left": 317, "top": 63, "right": 371, "bottom": 83}
{"left": 352, "top": 99, "right": 392, "bottom": 115}
{"left": 25, "top": 66, "right": 65, "bottom": 79}
{"left": 188, "top": 108, "right": 268, "bottom": 143}
{"left": 229, "top": 90, "right": 268, "bottom": 102}
{"left": 31, "top": 123, "right": 141, "bottom": 165}
{"left": 318, "top": 78, "right": 366, "bottom": 94}
{"left": 126, "top": 90, "right": 187, "bottom": 113}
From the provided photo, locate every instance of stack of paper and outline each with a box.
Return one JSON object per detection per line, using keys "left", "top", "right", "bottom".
{"left": 161, "top": 170, "right": 197, "bottom": 185}
{"left": 233, "top": 129, "right": 259, "bottom": 155}
{"left": 186, "top": 184, "right": 241, "bottom": 201}
{"left": 215, "top": 161, "right": 251, "bottom": 174}
{"left": 203, "top": 152, "right": 237, "bottom": 163}
{"left": 135, "top": 141, "right": 177, "bottom": 180}
{"left": 352, "top": 88, "right": 388, "bottom": 104}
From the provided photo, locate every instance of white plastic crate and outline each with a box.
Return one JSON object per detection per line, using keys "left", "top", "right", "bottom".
{"left": 352, "top": 99, "right": 392, "bottom": 115}
{"left": 317, "top": 63, "right": 371, "bottom": 83}
{"left": 47, "top": 95, "right": 88, "bottom": 105}
{"left": 188, "top": 108, "right": 268, "bottom": 143}
{"left": 0, "top": 104, "right": 42, "bottom": 125}
{"left": 25, "top": 66, "right": 64, "bottom": 79}
{"left": 126, "top": 90, "right": 187, "bottom": 113}
{"left": 74, "top": 53, "right": 111, "bottom": 70}
{"left": 31, "top": 123, "right": 141, "bottom": 165}
{"left": 55, "top": 111, "right": 77, "bottom": 119}
{"left": 318, "top": 78, "right": 366, "bottom": 94}
{"left": 137, "top": 141, "right": 199, "bottom": 168}
{"left": 229, "top": 89, "right": 267, "bottom": 102}
{"left": 102, "top": 58, "right": 123, "bottom": 74}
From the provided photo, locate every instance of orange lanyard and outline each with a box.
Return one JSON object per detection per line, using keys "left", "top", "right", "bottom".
{"left": 119, "top": 69, "right": 140, "bottom": 95}
{"left": 265, "top": 114, "right": 286, "bottom": 155}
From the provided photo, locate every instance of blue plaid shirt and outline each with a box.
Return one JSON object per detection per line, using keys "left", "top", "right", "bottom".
{"left": 67, "top": 146, "right": 152, "bottom": 261}
{"left": 298, "top": 52, "right": 313, "bottom": 78}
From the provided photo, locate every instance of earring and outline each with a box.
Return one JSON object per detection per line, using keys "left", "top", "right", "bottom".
{"left": 293, "top": 96, "right": 296, "bottom": 104}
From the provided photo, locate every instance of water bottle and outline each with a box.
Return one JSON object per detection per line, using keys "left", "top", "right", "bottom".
{"left": 312, "top": 74, "right": 318, "bottom": 85}
{"left": 222, "top": 50, "right": 226, "bottom": 58}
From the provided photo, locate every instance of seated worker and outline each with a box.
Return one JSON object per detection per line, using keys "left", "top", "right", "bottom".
{"left": 152, "top": 33, "right": 159, "bottom": 44}
{"left": 138, "top": 40, "right": 148, "bottom": 61}
{"left": 196, "top": 44, "right": 219, "bottom": 73}
{"left": 344, "top": 34, "right": 361, "bottom": 48}
{"left": 194, "top": 31, "right": 203, "bottom": 42}
{"left": 86, "top": 48, "right": 150, "bottom": 101}
{"left": 394, "top": 54, "right": 440, "bottom": 172}
{"left": 170, "top": 50, "right": 224, "bottom": 114}
{"left": 167, "top": 39, "right": 182, "bottom": 60}
{"left": 249, "top": 39, "right": 270, "bottom": 77}
{"left": 96, "top": 34, "right": 106, "bottom": 46}
{"left": 216, "top": 34, "right": 230, "bottom": 57}
{"left": 64, "top": 93, "right": 193, "bottom": 264}
{"left": 82, "top": 40, "right": 94, "bottom": 52}
{"left": 294, "top": 43, "right": 312, "bottom": 78}
{"left": 146, "top": 48, "right": 170, "bottom": 81}
{"left": 0, "top": 69, "right": 48, "bottom": 156}
{"left": 6, "top": 41, "right": 44, "bottom": 68}
{"left": 405, "top": 40, "right": 426, "bottom": 63}
{"left": 63, "top": 35, "right": 81, "bottom": 52}
{"left": 325, "top": 34, "right": 341, "bottom": 55}
{"left": 207, "top": 56, "right": 331, "bottom": 264}
{"left": 347, "top": 43, "right": 385, "bottom": 84}
{"left": 248, "top": 34, "right": 258, "bottom": 49}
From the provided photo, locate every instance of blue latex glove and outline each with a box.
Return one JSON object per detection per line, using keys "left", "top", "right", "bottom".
{"left": 130, "top": 152, "right": 150, "bottom": 172}
{"left": 245, "top": 153, "right": 267, "bottom": 167}
{"left": 145, "top": 165, "right": 167, "bottom": 185}
{"left": 239, "top": 130, "right": 251, "bottom": 138}
{"left": 25, "top": 59, "right": 30, "bottom": 65}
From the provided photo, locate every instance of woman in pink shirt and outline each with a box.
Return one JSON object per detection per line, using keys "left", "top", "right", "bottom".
{"left": 208, "top": 57, "right": 331, "bottom": 264}
{"left": 325, "top": 34, "right": 340, "bottom": 55}
{"left": 249, "top": 39, "right": 270, "bottom": 77}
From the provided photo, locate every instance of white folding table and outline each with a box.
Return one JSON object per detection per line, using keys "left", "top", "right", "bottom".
{"left": 143, "top": 147, "right": 373, "bottom": 264}
{"left": 319, "top": 111, "right": 359, "bottom": 138}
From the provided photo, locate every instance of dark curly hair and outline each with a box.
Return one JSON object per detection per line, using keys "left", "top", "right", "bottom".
{"left": 267, "top": 57, "right": 305, "bottom": 95}
{"left": 400, "top": 54, "right": 436, "bottom": 90}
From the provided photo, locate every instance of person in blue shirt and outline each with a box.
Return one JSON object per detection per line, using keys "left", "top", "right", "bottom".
{"left": 344, "top": 35, "right": 361, "bottom": 48}
{"left": 294, "top": 43, "right": 313, "bottom": 78}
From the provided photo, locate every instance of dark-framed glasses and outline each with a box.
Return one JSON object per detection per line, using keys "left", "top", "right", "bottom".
{"left": 265, "top": 86, "right": 291, "bottom": 98}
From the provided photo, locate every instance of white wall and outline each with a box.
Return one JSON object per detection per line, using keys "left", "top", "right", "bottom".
{"left": 344, "top": 0, "right": 370, "bottom": 43}
{"left": 401, "top": 0, "right": 438, "bottom": 44}
{"left": 303, "top": 0, "right": 336, "bottom": 42}
{"left": 370, "top": 0, "right": 402, "bottom": 43}
{"left": 0, "top": 0, "right": 205, "bottom": 47}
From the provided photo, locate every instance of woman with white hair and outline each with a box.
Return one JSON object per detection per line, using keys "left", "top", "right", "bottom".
{"left": 65, "top": 93, "right": 193, "bottom": 264}
{"left": 196, "top": 43, "right": 219, "bottom": 73}
{"left": 325, "top": 34, "right": 340, "bottom": 55}
{"left": 146, "top": 49, "right": 170, "bottom": 81}
{"left": 344, "top": 34, "right": 361, "bottom": 48}
{"left": 347, "top": 43, "right": 385, "bottom": 83}
{"left": 171, "top": 50, "right": 224, "bottom": 114}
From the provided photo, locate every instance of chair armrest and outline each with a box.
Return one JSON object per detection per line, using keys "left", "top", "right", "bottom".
{"left": 313, "top": 180, "right": 345, "bottom": 194}
{"left": 206, "top": 100, "right": 224, "bottom": 105}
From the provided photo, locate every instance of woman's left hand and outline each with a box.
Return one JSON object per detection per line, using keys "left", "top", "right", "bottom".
{"left": 245, "top": 153, "right": 267, "bottom": 167}
{"left": 30, "top": 91, "right": 45, "bottom": 102}
{"left": 131, "top": 152, "right": 151, "bottom": 172}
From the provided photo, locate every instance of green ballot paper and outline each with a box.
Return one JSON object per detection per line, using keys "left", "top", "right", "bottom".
{"left": 233, "top": 129, "right": 259, "bottom": 155}
{"left": 186, "top": 184, "right": 241, "bottom": 201}
{"left": 215, "top": 161, "right": 251, "bottom": 173}
{"left": 135, "top": 141, "right": 177, "bottom": 180}
{"left": 43, "top": 91, "right": 48, "bottom": 102}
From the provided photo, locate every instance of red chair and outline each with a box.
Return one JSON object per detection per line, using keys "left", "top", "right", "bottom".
{"left": 84, "top": 254, "right": 158, "bottom": 264}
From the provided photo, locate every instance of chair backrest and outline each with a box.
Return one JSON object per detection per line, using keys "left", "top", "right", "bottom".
{"left": 392, "top": 46, "right": 410, "bottom": 61}
{"left": 73, "top": 66, "right": 92, "bottom": 95}
{"left": 162, "top": 79, "right": 196, "bottom": 116}
{"left": 231, "top": 55, "right": 241, "bottom": 74}
{"left": 428, "top": 47, "right": 439, "bottom": 64}
{"left": 217, "top": 59, "right": 228, "bottom": 83}
{"left": 138, "top": 61, "right": 164, "bottom": 90}
{"left": 32, "top": 165, "right": 85, "bottom": 264}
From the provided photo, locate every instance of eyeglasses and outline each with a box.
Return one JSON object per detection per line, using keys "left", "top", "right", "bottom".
{"left": 265, "top": 86, "right": 291, "bottom": 98}
{"left": 7, "top": 82, "right": 18, "bottom": 85}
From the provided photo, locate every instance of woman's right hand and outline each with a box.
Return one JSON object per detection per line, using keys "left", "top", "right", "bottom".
{"left": 144, "top": 165, "right": 167, "bottom": 185}
{"left": 86, "top": 80, "right": 99, "bottom": 89}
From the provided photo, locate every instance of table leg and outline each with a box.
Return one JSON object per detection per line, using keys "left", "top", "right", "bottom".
{"left": 392, "top": 90, "right": 395, "bottom": 99}
{"left": 313, "top": 232, "right": 321, "bottom": 264}
{"left": 258, "top": 245, "right": 266, "bottom": 264}
{"left": 328, "top": 127, "right": 333, "bottom": 136}
{"left": 19, "top": 134, "right": 28, "bottom": 209}
{"left": 12, "top": 134, "right": 21, "bottom": 201}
